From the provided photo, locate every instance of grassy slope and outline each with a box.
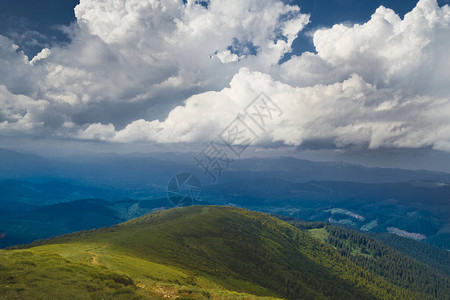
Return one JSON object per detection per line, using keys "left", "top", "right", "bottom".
{"left": 0, "top": 249, "right": 140, "bottom": 299}
{"left": 0, "top": 206, "right": 436, "bottom": 299}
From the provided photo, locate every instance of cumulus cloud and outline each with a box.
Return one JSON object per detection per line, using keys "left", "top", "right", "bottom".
{"left": 278, "top": 0, "right": 450, "bottom": 97}
{"left": 1, "top": 0, "right": 308, "bottom": 126}
{"left": 0, "top": 85, "right": 54, "bottom": 134}
{"left": 0, "top": 36, "right": 39, "bottom": 95}
{"left": 0, "top": 0, "right": 308, "bottom": 133}
{"left": 0, "top": 0, "right": 449, "bottom": 152}
{"left": 88, "top": 68, "right": 450, "bottom": 152}
{"left": 70, "top": 0, "right": 309, "bottom": 95}
{"left": 30, "top": 48, "right": 51, "bottom": 65}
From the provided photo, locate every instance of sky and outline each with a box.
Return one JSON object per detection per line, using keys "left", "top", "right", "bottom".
{"left": 0, "top": 0, "right": 450, "bottom": 171}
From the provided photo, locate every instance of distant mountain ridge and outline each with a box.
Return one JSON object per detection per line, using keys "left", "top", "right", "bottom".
{"left": 0, "top": 197, "right": 172, "bottom": 248}
{"left": 2, "top": 148, "right": 450, "bottom": 187}
{"left": 1, "top": 148, "right": 449, "bottom": 256}
{"left": 1, "top": 176, "right": 449, "bottom": 249}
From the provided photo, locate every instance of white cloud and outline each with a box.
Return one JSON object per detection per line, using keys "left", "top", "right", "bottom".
{"left": 0, "top": 0, "right": 449, "bottom": 153}
{"left": 215, "top": 50, "right": 240, "bottom": 63}
{"left": 30, "top": 48, "right": 51, "bottom": 65}
{"left": 85, "top": 67, "right": 450, "bottom": 153}
{"left": 68, "top": 0, "right": 309, "bottom": 96}
{"left": 0, "top": 36, "right": 39, "bottom": 96}
{"left": 278, "top": 0, "right": 450, "bottom": 97}
{"left": 8, "top": 0, "right": 307, "bottom": 128}
{"left": 78, "top": 122, "right": 116, "bottom": 140}
{"left": 0, "top": 85, "right": 54, "bottom": 134}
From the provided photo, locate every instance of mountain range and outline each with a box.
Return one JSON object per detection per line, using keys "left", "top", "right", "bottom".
{"left": 1, "top": 149, "right": 449, "bottom": 251}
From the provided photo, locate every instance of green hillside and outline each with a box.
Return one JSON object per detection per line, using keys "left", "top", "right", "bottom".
{"left": 371, "top": 232, "right": 450, "bottom": 276}
{"left": 1, "top": 206, "right": 449, "bottom": 299}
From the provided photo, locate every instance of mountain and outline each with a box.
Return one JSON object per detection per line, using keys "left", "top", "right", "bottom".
{"left": 0, "top": 198, "right": 175, "bottom": 248}
{"left": 0, "top": 179, "right": 121, "bottom": 207}
{"left": 1, "top": 149, "right": 449, "bottom": 251}
{"left": 282, "top": 217, "right": 450, "bottom": 296}
{"left": 2, "top": 149, "right": 450, "bottom": 189}
{"left": 2, "top": 206, "right": 449, "bottom": 299}
{"left": 204, "top": 179, "right": 450, "bottom": 249}
{"left": 1, "top": 177, "right": 449, "bottom": 250}
{"left": 228, "top": 156, "right": 450, "bottom": 183}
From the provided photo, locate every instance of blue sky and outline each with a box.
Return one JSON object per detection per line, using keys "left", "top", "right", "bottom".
{"left": 0, "top": 0, "right": 79, "bottom": 56}
{"left": 0, "top": 0, "right": 424, "bottom": 58}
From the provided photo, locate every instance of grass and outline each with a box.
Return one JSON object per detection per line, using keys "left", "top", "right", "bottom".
{"left": 307, "top": 228, "right": 329, "bottom": 242}
{"left": 0, "top": 249, "right": 140, "bottom": 299}
{"left": 308, "top": 227, "right": 373, "bottom": 257}
{"left": 1, "top": 206, "right": 439, "bottom": 299}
